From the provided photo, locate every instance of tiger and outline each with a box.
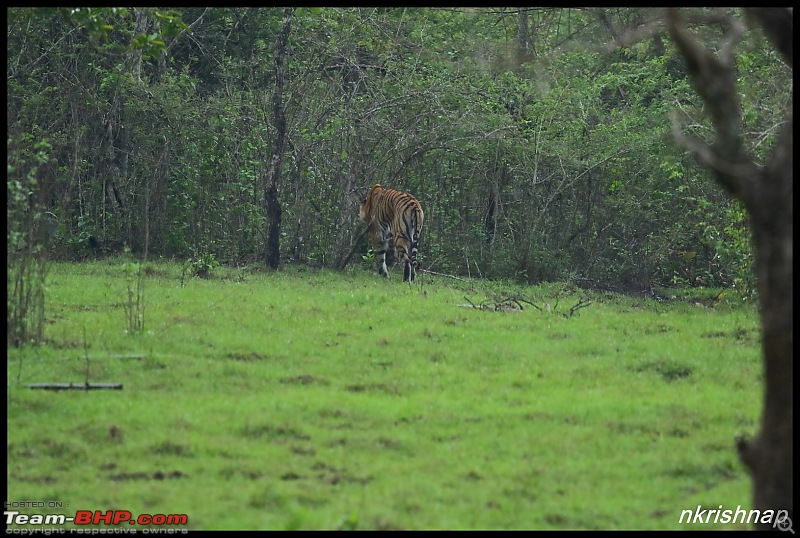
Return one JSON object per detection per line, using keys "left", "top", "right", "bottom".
{"left": 359, "top": 184, "right": 424, "bottom": 282}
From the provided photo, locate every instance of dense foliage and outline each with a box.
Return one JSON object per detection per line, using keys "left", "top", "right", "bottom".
{"left": 7, "top": 8, "right": 791, "bottom": 291}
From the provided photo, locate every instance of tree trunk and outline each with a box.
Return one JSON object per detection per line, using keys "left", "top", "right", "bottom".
{"left": 264, "top": 7, "right": 294, "bottom": 270}
{"left": 517, "top": 8, "right": 531, "bottom": 64}
{"left": 484, "top": 166, "right": 501, "bottom": 248}
{"left": 667, "top": 8, "right": 793, "bottom": 527}
{"left": 128, "top": 8, "right": 150, "bottom": 82}
{"left": 738, "top": 117, "right": 793, "bottom": 527}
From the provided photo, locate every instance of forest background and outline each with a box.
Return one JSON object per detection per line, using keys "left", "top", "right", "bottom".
{"left": 7, "top": 7, "right": 792, "bottom": 290}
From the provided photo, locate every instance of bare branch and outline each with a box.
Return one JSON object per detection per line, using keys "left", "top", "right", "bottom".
{"left": 762, "top": 116, "right": 793, "bottom": 196}
{"left": 666, "top": 9, "right": 743, "bottom": 151}
{"left": 567, "top": 298, "right": 592, "bottom": 317}
{"left": 716, "top": 11, "right": 746, "bottom": 69}
{"left": 604, "top": 11, "right": 666, "bottom": 51}
{"left": 422, "top": 269, "right": 469, "bottom": 282}
{"left": 514, "top": 295, "right": 542, "bottom": 311}
{"left": 670, "top": 119, "right": 762, "bottom": 181}
{"left": 337, "top": 226, "right": 369, "bottom": 270}
{"left": 666, "top": 8, "right": 762, "bottom": 204}
{"left": 166, "top": 7, "right": 211, "bottom": 56}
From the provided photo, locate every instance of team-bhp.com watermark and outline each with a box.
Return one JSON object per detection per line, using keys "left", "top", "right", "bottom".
{"left": 5, "top": 505, "right": 188, "bottom": 535}
{"left": 679, "top": 505, "right": 793, "bottom": 532}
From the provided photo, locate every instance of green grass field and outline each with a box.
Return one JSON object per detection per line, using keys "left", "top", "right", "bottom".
{"left": 7, "top": 259, "right": 763, "bottom": 530}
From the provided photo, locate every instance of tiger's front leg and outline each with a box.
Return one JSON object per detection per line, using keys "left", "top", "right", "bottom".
{"left": 375, "top": 250, "right": 389, "bottom": 277}
{"left": 374, "top": 236, "right": 390, "bottom": 278}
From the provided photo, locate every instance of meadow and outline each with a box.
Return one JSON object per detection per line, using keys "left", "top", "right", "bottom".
{"left": 6, "top": 259, "right": 762, "bottom": 530}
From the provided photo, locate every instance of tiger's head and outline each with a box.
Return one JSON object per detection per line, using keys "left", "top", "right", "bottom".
{"left": 359, "top": 184, "right": 384, "bottom": 224}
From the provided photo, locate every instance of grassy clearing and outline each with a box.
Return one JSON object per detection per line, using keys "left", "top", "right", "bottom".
{"left": 7, "top": 259, "right": 762, "bottom": 530}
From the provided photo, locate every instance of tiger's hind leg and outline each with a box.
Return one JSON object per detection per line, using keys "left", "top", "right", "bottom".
{"left": 397, "top": 242, "right": 415, "bottom": 282}
{"left": 403, "top": 261, "right": 414, "bottom": 282}
{"left": 407, "top": 235, "right": 420, "bottom": 282}
{"left": 403, "top": 252, "right": 417, "bottom": 282}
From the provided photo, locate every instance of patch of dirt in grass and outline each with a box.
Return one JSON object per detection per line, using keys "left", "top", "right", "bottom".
{"left": 631, "top": 359, "right": 692, "bottom": 382}
{"left": 319, "top": 408, "right": 347, "bottom": 419}
{"left": 280, "top": 374, "right": 328, "bottom": 386}
{"left": 344, "top": 382, "right": 400, "bottom": 395}
{"left": 219, "top": 468, "right": 263, "bottom": 480}
{"left": 225, "top": 352, "right": 267, "bottom": 362}
{"left": 393, "top": 415, "right": 424, "bottom": 426}
{"left": 702, "top": 330, "right": 728, "bottom": 338}
{"left": 545, "top": 513, "right": 568, "bottom": 526}
{"left": 544, "top": 511, "right": 610, "bottom": 530}
{"left": 547, "top": 332, "right": 570, "bottom": 340}
{"left": 108, "top": 470, "right": 186, "bottom": 482}
{"left": 281, "top": 471, "right": 303, "bottom": 481}
{"left": 371, "top": 519, "right": 406, "bottom": 531}
{"left": 37, "top": 439, "right": 85, "bottom": 459}
{"left": 702, "top": 326, "right": 758, "bottom": 344}
{"left": 240, "top": 424, "right": 311, "bottom": 442}
{"left": 643, "top": 323, "right": 673, "bottom": 334}
{"left": 523, "top": 412, "right": 582, "bottom": 425}
{"left": 150, "top": 441, "right": 192, "bottom": 457}
{"left": 7, "top": 443, "right": 36, "bottom": 459}
{"left": 465, "top": 470, "right": 482, "bottom": 481}
{"left": 377, "top": 437, "right": 403, "bottom": 450}
{"left": 64, "top": 304, "right": 111, "bottom": 312}
{"left": 291, "top": 445, "right": 317, "bottom": 456}
{"left": 8, "top": 471, "right": 56, "bottom": 484}
{"left": 670, "top": 462, "right": 739, "bottom": 494}
{"left": 606, "top": 421, "right": 659, "bottom": 436}
{"left": 311, "top": 461, "right": 372, "bottom": 486}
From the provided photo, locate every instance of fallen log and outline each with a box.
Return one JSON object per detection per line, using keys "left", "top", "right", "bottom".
{"left": 59, "top": 354, "right": 146, "bottom": 361}
{"left": 421, "top": 269, "right": 469, "bottom": 281}
{"left": 26, "top": 383, "right": 123, "bottom": 391}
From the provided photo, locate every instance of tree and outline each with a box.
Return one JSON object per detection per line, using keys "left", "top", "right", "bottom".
{"left": 9, "top": 8, "right": 781, "bottom": 288}
{"left": 264, "top": 7, "right": 294, "bottom": 269}
{"left": 666, "top": 8, "right": 792, "bottom": 526}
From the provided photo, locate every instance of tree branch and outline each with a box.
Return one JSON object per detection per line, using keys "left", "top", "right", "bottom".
{"left": 666, "top": 8, "right": 761, "bottom": 205}
{"left": 747, "top": 8, "right": 793, "bottom": 68}
{"left": 338, "top": 226, "right": 369, "bottom": 270}
{"left": 166, "top": 7, "right": 210, "bottom": 56}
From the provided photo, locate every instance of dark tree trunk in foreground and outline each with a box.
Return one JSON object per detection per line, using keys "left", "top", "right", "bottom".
{"left": 264, "top": 7, "right": 294, "bottom": 270}
{"left": 667, "top": 8, "right": 793, "bottom": 528}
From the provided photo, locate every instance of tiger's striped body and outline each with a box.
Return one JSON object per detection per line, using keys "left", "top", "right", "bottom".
{"left": 359, "top": 184, "right": 424, "bottom": 282}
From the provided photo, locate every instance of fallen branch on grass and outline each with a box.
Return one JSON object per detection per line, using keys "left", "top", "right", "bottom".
{"left": 59, "top": 354, "right": 147, "bottom": 361}
{"left": 27, "top": 383, "right": 124, "bottom": 391}
{"left": 422, "top": 269, "right": 469, "bottom": 282}
{"left": 567, "top": 298, "right": 592, "bottom": 317}
{"left": 459, "top": 294, "right": 592, "bottom": 317}
{"left": 460, "top": 294, "right": 540, "bottom": 312}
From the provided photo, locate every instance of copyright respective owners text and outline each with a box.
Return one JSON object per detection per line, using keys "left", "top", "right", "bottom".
{"left": 5, "top": 530, "right": 187, "bottom": 535}
{"left": 5, "top": 502, "right": 189, "bottom": 535}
